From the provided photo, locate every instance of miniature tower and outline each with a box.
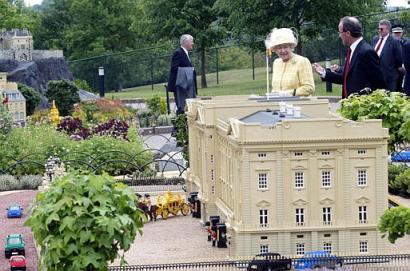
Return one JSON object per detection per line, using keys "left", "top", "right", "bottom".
{"left": 49, "top": 100, "right": 60, "bottom": 126}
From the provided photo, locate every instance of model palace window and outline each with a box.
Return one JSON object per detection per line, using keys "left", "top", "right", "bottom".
{"left": 258, "top": 173, "right": 268, "bottom": 190}
{"left": 357, "top": 169, "right": 368, "bottom": 186}
{"left": 296, "top": 243, "right": 305, "bottom": 255}
{"left": 259, "top": 209, "right": 268, "bottom": 227}
{"left": 260, "top": 244, "right": 269, "bottom": 254}
{"left": 294, "top": 151, "right": 303, "bottom": 157}
{"left": 294, "top": 171, "right": 304, "bottom": 188}
{"left": 296, "top": 208, "right": 304, "bottom": 226}
{"left": 321, "top": 171, "right": 331, "bottom": 187}
{"left": 359, "top": 241, "right": 368, "bottom": 253}
{"left": 358, "top": 149, "right": 366, "bottom": 154}
{"left": 323, "top": 207, "right": 332, "bottom": 225}
{"left": 258, "top": 153, "right": 267, "bottom": 158}
{"left": 321, "top": 151, "right": 331, "bottom": 156}
{"left": 359, "top": 206, "right": 368, "bottom": 223}
{"left": 323, "top": 242, "right": 332, "bottom": 253}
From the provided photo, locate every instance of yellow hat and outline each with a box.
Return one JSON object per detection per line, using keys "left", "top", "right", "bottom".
{"left": 265, "top": 28, "right": 298, "bottom": 49}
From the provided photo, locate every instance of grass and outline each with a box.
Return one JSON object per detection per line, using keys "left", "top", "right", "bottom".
{"left": 107, "top": 66, "right": 342, "bottom": 100}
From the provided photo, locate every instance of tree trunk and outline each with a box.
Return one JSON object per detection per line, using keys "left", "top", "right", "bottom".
{"left": 200, "top": 48, "right": 207, "bottom": 88}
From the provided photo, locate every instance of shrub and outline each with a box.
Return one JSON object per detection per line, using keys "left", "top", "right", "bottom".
{"left": 93, "top": 119, "right": 129, "bottom": 140}
{"left": 340, "top": 90, "right": 410, "bottom": 152}
{"left": 19, "top": 175, "right": 43, "bottom": 190}
{"left": 0, "top": 175, "right": 19, "bottom": 191}
{"left": 146, "top": 95, "right": 167, "bottom": 116}
{"left": 25, "top": 171, "right": 145, "bottom": 271}
{"left": 57, "top": 117, "right": 91, "bottom": 140}
{"left": 28, "top": 109, "right": 51, "bottom": 125}
{"left": 0, "top": 104, "right": 13, "bottom": 135}
{"left": 74, "top": 78, "right": 96, "bottom": 93}
{"left": 72, "top": 99, "right": 133, "bottom": 125}
{"left": 46, "top": 80, "right": 81, "bottom": 116}
{"left": 18, "top": 83, "right": 41, "bottom": 115}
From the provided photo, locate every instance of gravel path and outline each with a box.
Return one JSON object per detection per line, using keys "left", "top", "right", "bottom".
{"left": 0, "top": 190, "right": 38, "bottom": 271}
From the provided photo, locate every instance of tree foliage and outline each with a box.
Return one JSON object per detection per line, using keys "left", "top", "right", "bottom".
{"left": 215, "top": 0, "right": 383, "bottom": 51}
{"left": 18, "top": 83, "right": 41, "bottom": 115}
{"left": 138, "top": 0, "right": 227, "bottom": 88}
{"left": 379, "top": 206, "right": 410, "bottom": 243}
{"left": 46, "top": 80, "right": 81, "bottom": 116}
{"left": 0, "top": 0, "right": 38, "bottom": 30}
{"left": 34, "top": 0, "right": 140, "bottom": 58}
{"left": 25, "top": 171, "right": 145, "bottom": 271}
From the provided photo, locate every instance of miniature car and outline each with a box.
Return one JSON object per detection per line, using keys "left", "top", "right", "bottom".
{"left": 9, "top": 255, "right": 26, "bottom": 270}
{"left": 247, "top": 252, "right": 292, "bottom": 271}
{"left": 294, "top": 251, "right": 343, "bottom": 270}
{"left": 6, "top": 205, "right": 23, "bottom": 218}
{"left": 391, "top": 149, "right": 410, "bottom": 162}
{"left": 4, "top": 234, "right": 25, "bottom": 258}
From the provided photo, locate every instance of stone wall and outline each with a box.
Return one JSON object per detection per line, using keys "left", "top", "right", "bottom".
{"left": 32, "top": 50, "right": 64, "bottom": 60}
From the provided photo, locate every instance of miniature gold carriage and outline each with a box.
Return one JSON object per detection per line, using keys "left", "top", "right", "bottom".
{"left": 155, "top": 191, "right": 190, "bottom": 219}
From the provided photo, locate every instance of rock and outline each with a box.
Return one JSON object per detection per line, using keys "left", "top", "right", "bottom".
{"left": 0, "top": 58, "right": 73, "bottom": 95}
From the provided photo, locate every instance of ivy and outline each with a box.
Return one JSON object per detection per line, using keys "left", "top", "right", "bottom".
{"left": 25, "top": 171, "right": 145, "bottom": 271}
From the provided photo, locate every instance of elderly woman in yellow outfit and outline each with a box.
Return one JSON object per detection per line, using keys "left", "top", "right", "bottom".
{"left": 266, "top": 28, "right": 315, "bottom": 96}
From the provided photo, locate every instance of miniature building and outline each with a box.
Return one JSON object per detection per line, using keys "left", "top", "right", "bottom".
{"left": 185, "top": 95, "right": 389, "bottom": 257}
{"left": 0, "top": 28, "right": 33, "bottom": 61}
{"left": 0, "top": 28, "right": 63, "bottom": 61}
{"left": 0, "top": 72, "right": 26, "bottom": 124}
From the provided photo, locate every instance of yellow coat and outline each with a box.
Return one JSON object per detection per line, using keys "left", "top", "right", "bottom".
{"left": 271, "top": 54, "right": 315, "bottom": 96}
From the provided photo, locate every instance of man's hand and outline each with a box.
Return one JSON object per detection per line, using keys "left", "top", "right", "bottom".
{"left": 330, "top": 64, "right": 340, "bottom": 72}
{"left": 312, "top": 63, "right": 325, "bottom": 75}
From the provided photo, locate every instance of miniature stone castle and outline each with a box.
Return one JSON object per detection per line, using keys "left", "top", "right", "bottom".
{"left": 186, "top": 95, "right": 390, "bottom": 257}
{"left": 0, "top": 28, "right": 63, "bottom": 61}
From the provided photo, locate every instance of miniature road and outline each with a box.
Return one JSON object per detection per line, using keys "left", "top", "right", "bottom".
{"left": 0, "top": 190, "right": 38, "bottom": 271}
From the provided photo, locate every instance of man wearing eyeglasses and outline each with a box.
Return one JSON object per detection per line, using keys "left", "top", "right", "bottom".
{"left": 371, "top": 19, "right": 402, "bottom": 91}
{"left": 313, "top": 16, "right": 386, "bottom": 98}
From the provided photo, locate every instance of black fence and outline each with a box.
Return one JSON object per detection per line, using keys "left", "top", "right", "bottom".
{"left": 68, "top": 9, "right": 410, "bottom": 93}
{"left": 109, "top": 254, "right": 410, "bottom": 270}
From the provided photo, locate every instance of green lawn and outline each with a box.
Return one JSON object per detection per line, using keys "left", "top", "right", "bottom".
{"left": 107, "top": 66, "right": 342, "bottom": 100}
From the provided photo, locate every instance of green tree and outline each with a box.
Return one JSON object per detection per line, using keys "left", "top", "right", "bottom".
{"left": 18, "top": 83, "right": 41, "bottom": 115}
{"left": 46, "top": 80, "right": 80, "bottom": 116}
{"left": 25, "top": 171, "right": 144, "bottom": 271}
{"left": 138, "top": 0, "right": 227, "bottom": 88}
{"left": 0, "top": 0, "right": 39, "bottom": 30}
{"left": 0, "top": 104, "right": 13, "bottom": 135}
{"left": 215, "top": 0, "right": 383, "bottom": 52}
{"left": 379, "top": 206, "right": 410, "bottom": 243}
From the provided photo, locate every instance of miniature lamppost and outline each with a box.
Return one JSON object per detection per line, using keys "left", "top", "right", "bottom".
{"left": 98, "top": 66, "right": 105, "bottom": 97}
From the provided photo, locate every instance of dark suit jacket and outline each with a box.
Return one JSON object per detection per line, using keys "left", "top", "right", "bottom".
{"left": 371, "top": 35, "right": 402, "bottom": 91}
{"left": 324, "top": 39, "right": 386, "bottom": 98}
{"left": 402, "top": 40, "right": 410, "bottom": 96}
{"left": 167, "top": 47, "right": 196, "bottom": 92}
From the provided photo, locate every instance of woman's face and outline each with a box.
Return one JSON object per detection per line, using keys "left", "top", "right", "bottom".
{"left": 274, "top": 44, "right": 293, "bottom": 62}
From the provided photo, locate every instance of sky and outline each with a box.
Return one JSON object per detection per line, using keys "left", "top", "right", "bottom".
{"left": 24, "top": 0, "right": 43, "bottom": 6}
{"left": 388, "top": 0, "right": 410, "bottom": 7}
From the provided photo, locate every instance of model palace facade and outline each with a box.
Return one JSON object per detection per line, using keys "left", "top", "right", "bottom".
{"left": 185, "top": 95, "right": 389, "bottom": 257}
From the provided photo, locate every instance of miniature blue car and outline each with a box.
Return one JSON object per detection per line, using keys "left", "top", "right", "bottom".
{"left": 391, "top": 149, "right": 410, "bottom": 162}
{"left": 294, "top": 251, "right": 343, "bottom": 270}
{"left": 6, "top": 205, "right": 23, "bottom": 218}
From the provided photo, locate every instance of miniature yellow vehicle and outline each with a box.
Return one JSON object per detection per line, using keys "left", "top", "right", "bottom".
{"left": 155, "top": 191, "right": 190, "bottom": 219}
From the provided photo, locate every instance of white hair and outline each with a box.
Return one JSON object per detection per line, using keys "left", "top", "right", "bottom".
{"left": 180, "top": 34, "right": 193, "bottom": 45}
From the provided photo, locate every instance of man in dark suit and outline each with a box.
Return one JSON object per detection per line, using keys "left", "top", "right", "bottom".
{"left": 313, "top": 16, "right": 386, "bottom": 98}
{"left": 402, "top": 40, "right": 410, "bottom": 96}
{"left": 371, "top": 20, "right": 402, "bottom": 91}
{"left": 392, "top": 24, "right": 407, "bottom": 92}
{"left": 167, "top": 34, "right": 197, "bottom": 114}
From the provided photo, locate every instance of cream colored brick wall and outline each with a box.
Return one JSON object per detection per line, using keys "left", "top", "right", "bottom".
{"left": 186, "top": 96, "right": 389, "bottom": 257}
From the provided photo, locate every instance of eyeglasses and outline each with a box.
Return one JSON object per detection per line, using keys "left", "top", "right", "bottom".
{"left": 378, "top": 27, "right": 387, "bottom": 31}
